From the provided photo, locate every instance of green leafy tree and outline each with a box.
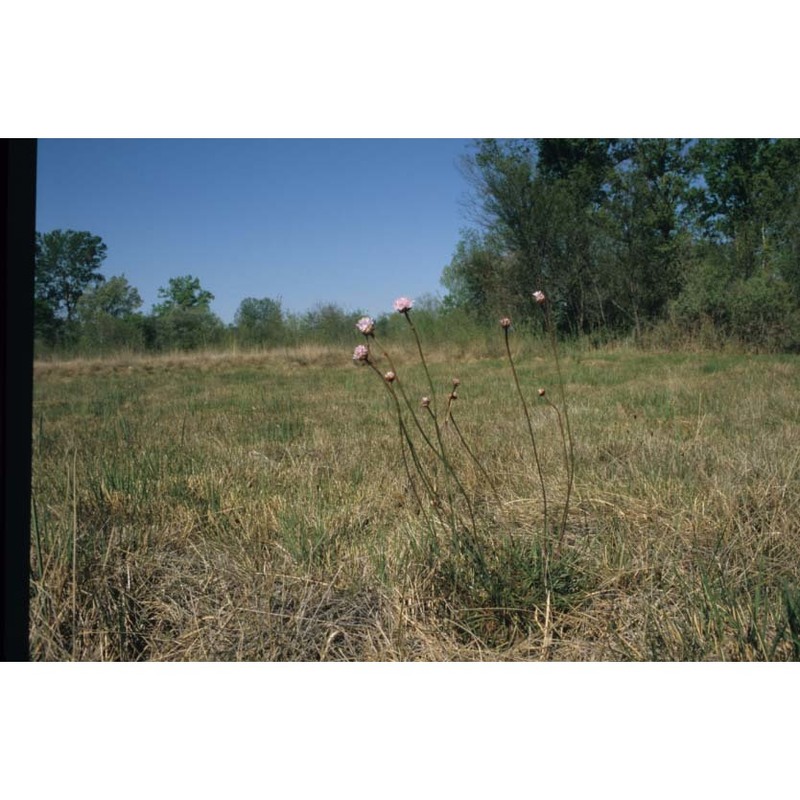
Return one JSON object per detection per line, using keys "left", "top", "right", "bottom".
{"left": 34, "top": 229, "right": 107, "bottom": 343}
{"left": 534, "top": 138, "right": 633, "bottom": 332}
{"left": 673, "top": 139, "right": 800, "bottom": 347}
{"left": 151, "top": 275, "right": 223, "bottom": 350}
{"left": 76, "top": 275, "right": 144, "bottom": 351}
{"left": 152, "top": 275, "right": 214, "bottom": 314}
{"left": 33, "top": 297, "right": 61, "bottom": 347}
{"left": 774, "top": 176, "right": 800, "bottom": 301}
{"left": 234, "top": 297, "right": 285, "bottom": 346}
{"left": 78, "top": 274, "right": 142, "bottom": 320}
{"left": 602, "top": 139, "right": 693, "bottom": 333}
{"left": 461, "top": 139, "right": 623, "bottom": 332}
{"left": 301, "top": 303, "right": 363, "bottom": 345}
{"left": 459, "top": 139, "right": 550, "bottom": 322}
{"left": 441, "top": 229, "right": 518, "bottom": 319}
{"left": 689, "top": 139, "right": 800, "bottom": 277}
{"left": 467, "top": 139, "right": 539, "bottom": 267}
{"left": 450, "top": 138, "right": 800, "bottom": 348}
{"left": 536, "top": 138, "right": 629, "bottom": 205}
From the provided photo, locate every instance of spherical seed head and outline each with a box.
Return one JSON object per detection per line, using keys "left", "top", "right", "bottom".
{"left": 352, "top": 344, "right": 369, "bottom": 363}
{"left": 533, "top": 290, "right": 546, "bottom": 305}
{"left": 538, "top": 388, "right": 546, "bottom": 397}
{"left": 393, "top": 296, "right": 413, "bottom": 313}
{"left": 384, "top": 370, "right": 396, "bottom": 383}
{"left": 356, "top": 316, "right": 375, "bottom": 335}
{"left": 500, "top": 317, "right": 512, "bottom": 329}
{"left": 420, "top": 396, "right": 430, "bottom": 408}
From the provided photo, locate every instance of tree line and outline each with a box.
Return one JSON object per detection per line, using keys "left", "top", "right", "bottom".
{"left": 442, "top": 138, "right": 800, "bottom": 350}
{"left": 34, "top": 229, "right": 439, "bottom": 355}
{"left": 34, "top": 140, "right": 800, "bottom": 356}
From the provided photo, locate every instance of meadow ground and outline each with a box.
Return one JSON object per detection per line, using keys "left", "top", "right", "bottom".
{"left": 29, "top": 335, "right": 800, "bottom": 660}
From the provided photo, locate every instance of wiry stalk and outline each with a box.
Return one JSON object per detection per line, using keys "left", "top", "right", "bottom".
{"left": 373, "top": 334, "right": 439, "bottom": 458}
{"left": 447, "top": 408, "right": 502, "bottom": 506}
{"left": 366, "top": 361, "right": 434, "bottom": 514}
{"left": 422, "top": 403, "right": 478, "bottom": 536}
{"left": 542, "top": 394, "right": 571, "bottom": 553}
{"left": 401, "top": 311, "right": 480, "bottom": 536}
{"left": 541, "top": 300, "right": 575, "bottom": 553}
{"left": 503, "top": 325, "right": 549, "bottom": 547}
{"left": 365, "top": 357, "right": 465, "bottom": 534}
{"left": 395, "top": 316, "right": 457, "bottom": 512}
{"left": 376, "top": 318, "right": 478, "bottom": 536}
{"left": 402, "top": 310, "right": 438, "bottom": 418}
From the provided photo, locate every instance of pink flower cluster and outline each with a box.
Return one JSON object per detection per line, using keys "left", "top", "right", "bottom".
{"left": 393, "top": 296, "right": 413, "bottom": 313}
{"left": 352, "top": 344, "right": 369, "bottom": 363}
{"left": 356, "top": 316, "right": 375, "bottom": 335}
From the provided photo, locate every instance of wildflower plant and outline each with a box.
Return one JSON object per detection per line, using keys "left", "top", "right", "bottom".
{"left": 352, "top": 291, "right": 576, "bottom": 601}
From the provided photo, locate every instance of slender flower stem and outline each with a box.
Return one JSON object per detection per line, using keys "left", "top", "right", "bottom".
{"left": 543, "top": 396, "right": 571, "bottom": 552}
{"left": 423, "top": 405, "right": 477, "bottom": 535}
{"left": 448, "top": 410, "right": 502, "bottom": 506}
{"left": 367, "top": 361, "right": 445, "bottom": 528}
{"left": 367, "top": 355, "right": 474, "bottom": 535}
{"left": 402, "top": 312, "right": 451, "bottom": 475}
{"left": 504, "top": 327, "right": 549, "bottom": 546}
{"left": 403, "top": 311, "right": 438, "bottom": 418}
{"left": 402, "top": 311, "right": 479, "bottom": 536}
{"left": 543, "top": 302, "right": 575, "bottom": 553}
{"left": 376, "top": 321, "right": 477, "bottom": 537}
{"left": 372, "top": 333, "right": 439, "bottom": 457}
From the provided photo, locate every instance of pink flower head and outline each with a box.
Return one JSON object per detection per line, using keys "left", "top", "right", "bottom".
{"left": 352, "top": 344, "right": 369, "bottom": 363}
{"left": 356, "top": 316, "right": 375, "bottom": 336}
{"left": 500, "top": 317, "right": 512, "bottom": 329}
{"left": 393, "top": 296, "right": 413, "bottom": 313}
{"left": 533, "top": 290, "right": 546, "bottom": 305}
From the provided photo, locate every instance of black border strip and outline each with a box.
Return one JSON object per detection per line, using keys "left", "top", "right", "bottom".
{"left": 1, "top": 139, "right": 37, "bottom": 661}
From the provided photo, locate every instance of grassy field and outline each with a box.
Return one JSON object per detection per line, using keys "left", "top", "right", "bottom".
{"left": 30, "top": 334, "right": 800, "bottom": 660}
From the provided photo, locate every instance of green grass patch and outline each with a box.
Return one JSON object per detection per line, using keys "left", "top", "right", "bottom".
{"left": 30, "top": 343, "right": 800, "bottom": 660}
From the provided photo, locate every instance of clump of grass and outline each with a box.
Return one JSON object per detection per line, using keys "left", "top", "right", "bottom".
{"left": 351, "top": 293, "right": 581, "bottom": 642}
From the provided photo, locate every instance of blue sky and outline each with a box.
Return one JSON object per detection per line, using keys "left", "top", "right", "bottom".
{"left": 35, "top": 139, "right": 476, "bottom": 323}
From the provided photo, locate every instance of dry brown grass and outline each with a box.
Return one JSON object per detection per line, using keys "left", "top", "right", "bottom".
{"left": 30, "top": 342, "right": 800, "bottom": 660}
